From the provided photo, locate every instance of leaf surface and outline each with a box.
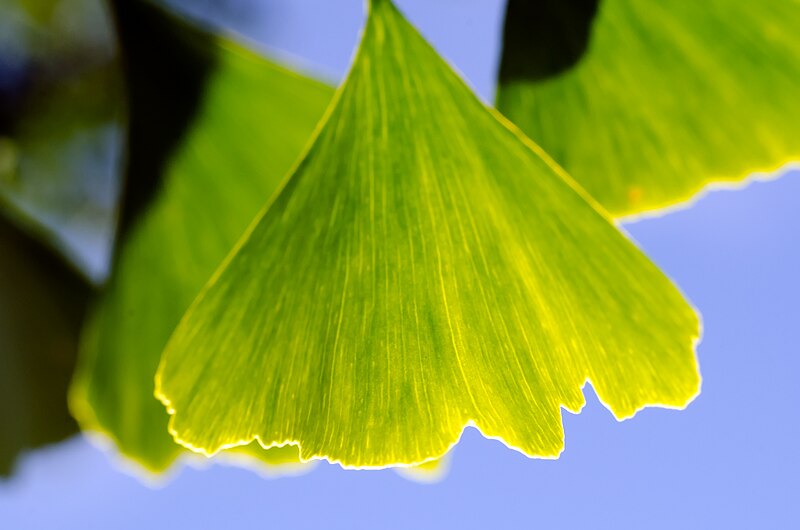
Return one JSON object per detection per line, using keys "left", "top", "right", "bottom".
{"left": 69, "top": 3, "right": 333, "bottom": 473}
{"left": 497, "top": 0, "right": 800, "bottom": 216}
{"left": 157, "top": 0, "right": 701, "bottom": 468}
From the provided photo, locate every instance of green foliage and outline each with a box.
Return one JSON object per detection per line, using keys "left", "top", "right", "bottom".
{"left": 0, "top": 216, "right": 88, "bottom": 476}
{"left": 69, "top": 3, "right": 333, "bottom": 473}
{"left": 10, "top": 0, "right": 795, "bottom": 481}
{"left": 497, "top": 0, "right": 800, "bottom": 216}
{"left": 0, "top": 0, "right": 120, "bottom": 475}
{"left": 156, "top": 0, "right": 700, "bottom": 468}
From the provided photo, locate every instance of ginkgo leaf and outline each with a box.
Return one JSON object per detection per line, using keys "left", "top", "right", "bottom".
{"left": 69, "top": 1, "right": 333, "bottom": 474}
{"left": 496, "top": 0, "right": 800, "bottom": 217}
{"left": 156, "top": 0, "right": 701, "bottom": 469}
{"left": 0, "top": 215, "right": 89, "bottom": 476}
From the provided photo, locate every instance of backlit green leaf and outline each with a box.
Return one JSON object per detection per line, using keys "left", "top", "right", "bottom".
{"left": 156, "top": 0, "right": 701, "bottom": 468}
{"left": 497, "top": 0, "right": 800, "bottom": 216}
{"left": 68, "top": 3, "right": 333, "bottom": 474}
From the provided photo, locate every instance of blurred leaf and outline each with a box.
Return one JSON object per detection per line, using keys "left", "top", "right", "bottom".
{"left": 497, "top": 0, "right": 599, "bottom": 84}
{"left": 16, "top": 0, "right": 58, "bottom": 24}
{"left": 0, "top": 215, "right": 90, "bottom": 476}
{"left": 496, "top": 0, "right": 800, "bottom": 216}
{"left": 156, "top": 0, "right": 700, "bottom": 468}
{"left": 69, "top": 0, "right": 333, "bottom": 474}
{"left": 0, "top": 0, "right": 125, "bottom": 283}
{"left": 109, "top": 0, "right": 216, "bottom": 236}
{"left": 394, "top": 456, "right": 451, "bottom": 484}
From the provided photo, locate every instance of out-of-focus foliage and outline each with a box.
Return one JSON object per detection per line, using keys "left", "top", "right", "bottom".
{"left": 0, "top": 0, "right": 124, "bottom": 282}
{"left": 0, "top": 215, "right": 89, "bottom": 476}
{"left": 0, "top": 0, "right": 122, "bottom": 476}
{"left": 497, "top": 0, "right": 800, "bottom": 217}
{"left": 394, "top": 456, "right": 451, "bottom": 484}
{"left": 69, "top": 0, "right": 333, "bottom": 474}
{"left": 156, "top": 0, "right": 700, "bottom": 469}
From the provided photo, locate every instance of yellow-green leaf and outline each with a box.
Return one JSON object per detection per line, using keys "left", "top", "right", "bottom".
{"left": 156, "top": 0, "right": 701, "bottom": 468}
{"left": 496, "top": 0, "right": 800, "bottom": 216}
{"left": 68, "top": 3, "right": 333, "bottom": 474}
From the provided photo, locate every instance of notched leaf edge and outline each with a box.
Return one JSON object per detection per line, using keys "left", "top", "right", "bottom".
{"left": 155, "top": 0, "right": 702, "bottom": 470}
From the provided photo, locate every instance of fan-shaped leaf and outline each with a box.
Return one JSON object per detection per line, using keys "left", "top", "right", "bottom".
{"left": 156, "top": 0, "right": 700, "bottom": 468}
